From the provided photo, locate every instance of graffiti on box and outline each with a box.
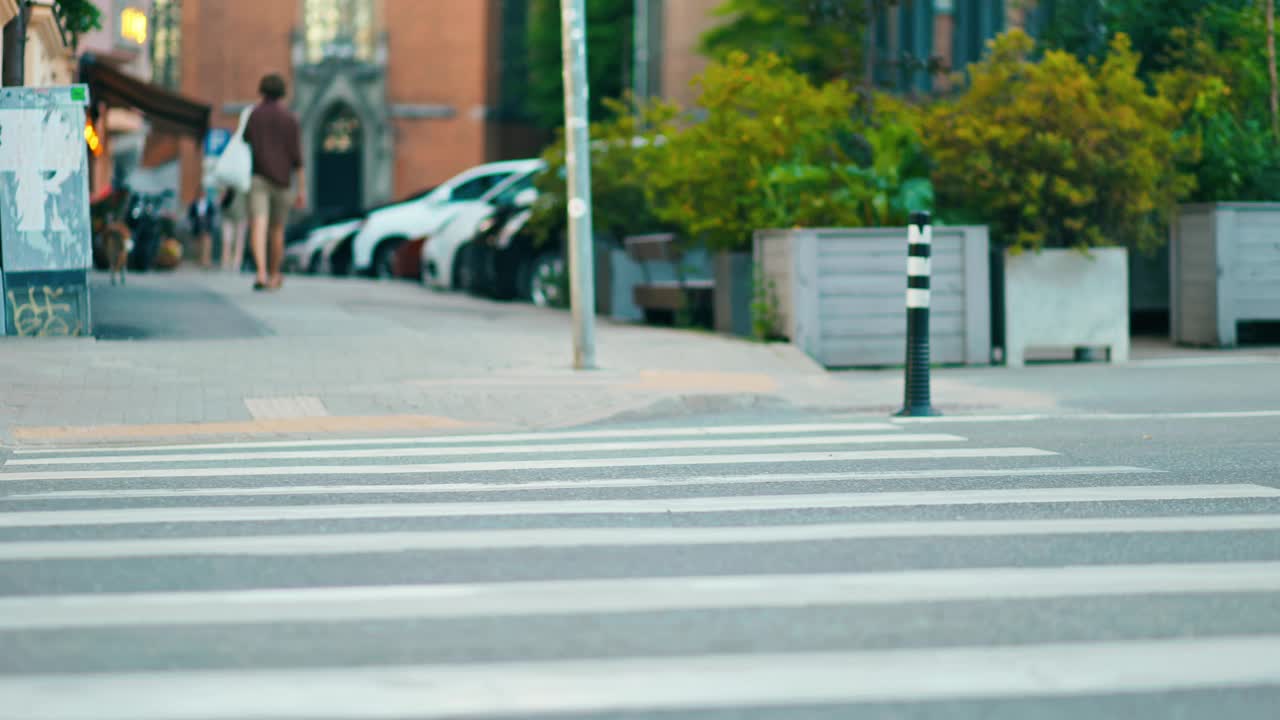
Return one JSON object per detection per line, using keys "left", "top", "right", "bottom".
{"left": 5, "top": 284, "right": 83, "bottom": 337}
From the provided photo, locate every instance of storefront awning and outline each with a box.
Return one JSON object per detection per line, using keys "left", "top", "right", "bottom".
{"left": 79, "top": 54, "right": 210, "bottom": 139}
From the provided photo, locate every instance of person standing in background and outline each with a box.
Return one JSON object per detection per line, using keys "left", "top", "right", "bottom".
{"left": 219, "top": 187, "right": 249, "bottom": 272}
{"left": 243, "top": 73, "right": 306, "bottom": 291}
{"left": 188, "top": 192, "right": 217, "bottom": 269}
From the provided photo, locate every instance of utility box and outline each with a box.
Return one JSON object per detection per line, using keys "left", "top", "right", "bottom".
{"left": 0, "top": 85, "right": 94, "bottom": 337}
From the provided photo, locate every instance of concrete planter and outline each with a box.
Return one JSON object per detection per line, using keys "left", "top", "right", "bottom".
{"left": 713, "top": 251, "right": 754, "bottom": 338}
{"left": 1002, "top": 247, "right": 1129, "bottom": 368}
{"left": 754, "top": 226, "right": 991, "bottom": 368}
{"left": 1172, "top": 203, "right": 1280, "bottom": 347}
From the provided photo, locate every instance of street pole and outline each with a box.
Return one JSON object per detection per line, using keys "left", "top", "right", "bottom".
{"left": 2, "top": 2, "right": 28, "bottom": 87}
{"left": 561, "top": 0, "right": 597, "bottom": 370}
{"left": 633, "top": 0, "right": 649, "bottom": 102}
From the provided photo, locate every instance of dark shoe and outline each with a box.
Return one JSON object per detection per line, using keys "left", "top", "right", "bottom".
{"left": 253, "top": 280, "right": 269, "bottom": 291}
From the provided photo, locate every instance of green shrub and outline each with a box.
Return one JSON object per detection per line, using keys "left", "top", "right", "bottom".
{"left": 924, "top": 30, "right": 1194, "bottom": 254}
{"left": 642, "top": 52, "right": 933, "bottom": 252}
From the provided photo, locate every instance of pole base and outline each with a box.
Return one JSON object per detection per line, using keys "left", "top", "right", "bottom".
{"left": 895, "top": 405, "right": 941, "bottom": 418}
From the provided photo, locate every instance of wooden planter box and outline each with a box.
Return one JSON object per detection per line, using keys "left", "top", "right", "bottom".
{"left": 713, "top": 251, "right": 754, "bottom": 338}
{"left": 1002, "top": 247, "right": 1130, "bottom": 367}
{"left": 754, "top": 226, "right": 991, "bottom": 367}
{"left": 1172, "top": 203, "right": 1280, "bottom": 347}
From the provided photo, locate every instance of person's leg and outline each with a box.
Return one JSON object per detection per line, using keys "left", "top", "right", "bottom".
{"left": 248, "top": 178, "right": 270, "bottom": 286}
{"left": 220, "top": 222, "right": 235, "bottom": 270}
{"left": 200, "top": 230, "right": 213, "bottom": 268}
{"left": 268, "top": 222, "right": 286, "bottom": 286}
{"left": 267, "top": 183, "right": 293, "bottom": 288}
{"left": 232, "top": 220, "right": 248, "bottom": 272}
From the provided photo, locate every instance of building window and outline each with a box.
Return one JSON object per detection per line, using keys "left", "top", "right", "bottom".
{"left": 304, "top": 0, "right": 375, "bottom": 63}
{"left": 151, "top": 0, "right": 181, "bottom": 89}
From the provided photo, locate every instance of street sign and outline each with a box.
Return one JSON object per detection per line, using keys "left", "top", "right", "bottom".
{"left": 204, "top": 128, "right": 232, "bottom": 157}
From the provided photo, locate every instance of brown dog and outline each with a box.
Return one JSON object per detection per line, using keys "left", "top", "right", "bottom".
{"left": 102, "top": 221, "right": 132, "bottom": 285}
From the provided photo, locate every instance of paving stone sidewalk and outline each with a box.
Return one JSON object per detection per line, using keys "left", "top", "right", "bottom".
{"left": 0, "top": 271, "right": 850, "bottom": 444}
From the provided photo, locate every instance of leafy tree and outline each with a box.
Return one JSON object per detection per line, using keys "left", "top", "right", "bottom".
{"left": 702, "top": 0, "right": 865, "bottom": 85}
{"left": 1038, "top": 0, "right": 1255, "bottom": 77}
{"left": 526, "top": 0, "right": 633, "bottom": 129}
{"left": 1155, "top": 7, "right": 1280, "bottom": 201}
{"left": 527, "top": 95, "right": 679, "bottom": 245}
{"left": 924, "top": 30, "right": 1194, "bottom": 254}
{"left": 54, "top": 0, "right": 103, "bottom": 36}
{"left": 642, "top": 52, "right": 931, "bottom": 251}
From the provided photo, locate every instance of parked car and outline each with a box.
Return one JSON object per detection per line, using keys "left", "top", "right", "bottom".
{"left": 284, "top": 218, "right": 363, "bottom": 274}
{"left": 350, "top": 159, "right": 543, "bottom": 278}
{"left": 421, "top": 162, "right": 545, "bottom": 291}
{"left": 466, "top": 186, "right": 541, "bottom": 301}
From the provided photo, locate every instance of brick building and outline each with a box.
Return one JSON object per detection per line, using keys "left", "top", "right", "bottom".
{"left": 164, "top": 0, "right": 542, "bottom": 219}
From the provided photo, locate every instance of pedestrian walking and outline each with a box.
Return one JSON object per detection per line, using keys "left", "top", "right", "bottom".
{"left": 243, "top": 73, "right": 306, "bottom": 291}
{"left": 219, "top": 187, "right": 249, "bottom": 272}
{"left": 187, "top": 192, "right": 217, "bottom": 269}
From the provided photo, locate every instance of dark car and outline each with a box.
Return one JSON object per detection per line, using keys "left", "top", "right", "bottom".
{"left": 464, "top": 186, "right": 570, "bottom": 305}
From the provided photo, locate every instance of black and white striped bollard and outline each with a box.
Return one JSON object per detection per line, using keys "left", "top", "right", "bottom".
{"left": 896, "top": 211, "right": 939, "bottom": 417}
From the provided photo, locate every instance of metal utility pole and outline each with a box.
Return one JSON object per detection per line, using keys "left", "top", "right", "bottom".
{"left": 560, "top": 0, "right": 597, "bottom": 370}
{"left": 633, "top": 0, "right": 649, "bottom": 102}
{"left": 2, "top": 2, "right": 28, "bottom": 87}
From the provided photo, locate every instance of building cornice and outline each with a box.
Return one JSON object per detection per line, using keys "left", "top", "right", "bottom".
{"left": 0, "top": 0, "right": 21, "bottom": 27}
{"left": 28, "top": 3, "right": 69, "bottom": 54}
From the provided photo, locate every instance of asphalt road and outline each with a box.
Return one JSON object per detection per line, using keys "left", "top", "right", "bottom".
{"left": 1, "top": 409, "right": 1279, "bottom": 719}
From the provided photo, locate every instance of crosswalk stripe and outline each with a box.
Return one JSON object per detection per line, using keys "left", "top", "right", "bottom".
{"left": 3, "top": 466, "right": 1158, "bottom": 501}
{"left": 0, "top": 447, "right": 1058, "bottom": 482}
{"left": 4, "top": 562, "right": 1280, "bottom": 630}
{"left": 8, "top": 422, "right": 902, "bottom": 456}
{"left": 3, "top": 433, "right": 965, "bottom": 467}
{"left": 0, "top": 484, "right": 1273, "bottom": 528}
{"left": 1, "top": 514, "right": 1275, "bottom": 561}
{"left": 9, "top": 635, "right": 1278, "bottom": 719}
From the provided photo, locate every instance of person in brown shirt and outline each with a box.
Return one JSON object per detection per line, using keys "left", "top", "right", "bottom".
{"left": 243, "top": 73, "right": 307, "bottom": 290}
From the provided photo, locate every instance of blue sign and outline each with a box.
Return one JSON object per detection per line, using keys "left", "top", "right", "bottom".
{"left": 204, "top": 128, "right": 232, "bottom": 157}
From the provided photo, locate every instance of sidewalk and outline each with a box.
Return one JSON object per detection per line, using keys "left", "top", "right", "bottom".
{"left": 0, "top": 270, "right": 843, "bottom": 445}
{"left": 3, "top": 270, "right": 1277, "bottom": 445}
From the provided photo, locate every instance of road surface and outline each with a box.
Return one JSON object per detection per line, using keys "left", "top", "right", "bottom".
{"left": 1, "top": 410, "right": 1279, "bottom": 718}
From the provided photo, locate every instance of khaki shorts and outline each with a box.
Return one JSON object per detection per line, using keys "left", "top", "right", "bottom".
{"left": 249, "top": 175, "right": 294, "bottom": 227}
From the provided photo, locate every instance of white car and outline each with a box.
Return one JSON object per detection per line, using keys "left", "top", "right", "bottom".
{"left": 285, "top": 219, "right": 363, "bottom": 274}
{"left": 421, "top": 163, "right": 544, "bottom": 291}
{"left": 350, "top": 158, "right": 544, "bottom": 278}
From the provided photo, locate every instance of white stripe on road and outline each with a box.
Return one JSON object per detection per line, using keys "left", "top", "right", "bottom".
{"left": 0, "top": 447, "right": 1056, "bottom": 482}
{"left": 4, "top": 433, "right": 964, "bottom": 467}
{"left": 890, "top": 410, "right": 1280, "bottom": 424}
{"left": 3, "top": 562, "right": 1280, "bottom": 631}
{"left": 0, "top": 484, "right": 1272, "bottom": 528}
{"left": 9, "top": 422, "right": 902, "bottom": 456}
{"left": 9, "top": 635, "right": 1279, "bottom": 719}
{"left": 1, "top": 514, "right": 1275, "bottom": 561}
{"left": 4, "top": 466, "right": 1157, "bottom": 501}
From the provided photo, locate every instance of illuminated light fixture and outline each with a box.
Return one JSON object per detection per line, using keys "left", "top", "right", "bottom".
{"left": 120, "top": 7, "right": 148, "bottom": 45}
{"left": 84, "top": 119, "right": 103, "bottom": 157}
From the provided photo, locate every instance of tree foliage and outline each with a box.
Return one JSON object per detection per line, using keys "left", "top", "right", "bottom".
{"left": 54, "top": 0, "right": 103, "bottom": 37}
{"left": 528, "top": 95, "right": 679, "bottom": 245}
{"left": 642, "top": 52, "right": 931, "bottom": 251}
{"left": 700, "top": 0, "right": 886, "bottom": 86}
{"left": 526, "top": 0, "right": 633, "bottom": 129}
{"left": 924, "top": 30, "right": 1193, "bottom": 254}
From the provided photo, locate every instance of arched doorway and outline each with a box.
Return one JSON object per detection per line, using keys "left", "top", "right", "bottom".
{"left": 313, "top": 103, "right": 363, "bottom": 220}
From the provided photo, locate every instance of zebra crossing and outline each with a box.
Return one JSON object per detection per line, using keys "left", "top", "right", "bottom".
{"left": 2, "top": 419, "right": 1279, "bottom": 719}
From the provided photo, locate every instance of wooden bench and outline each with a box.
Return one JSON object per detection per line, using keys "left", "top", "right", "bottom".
{"left": 624, "top": 233, "right": 714, "bottom": 326}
